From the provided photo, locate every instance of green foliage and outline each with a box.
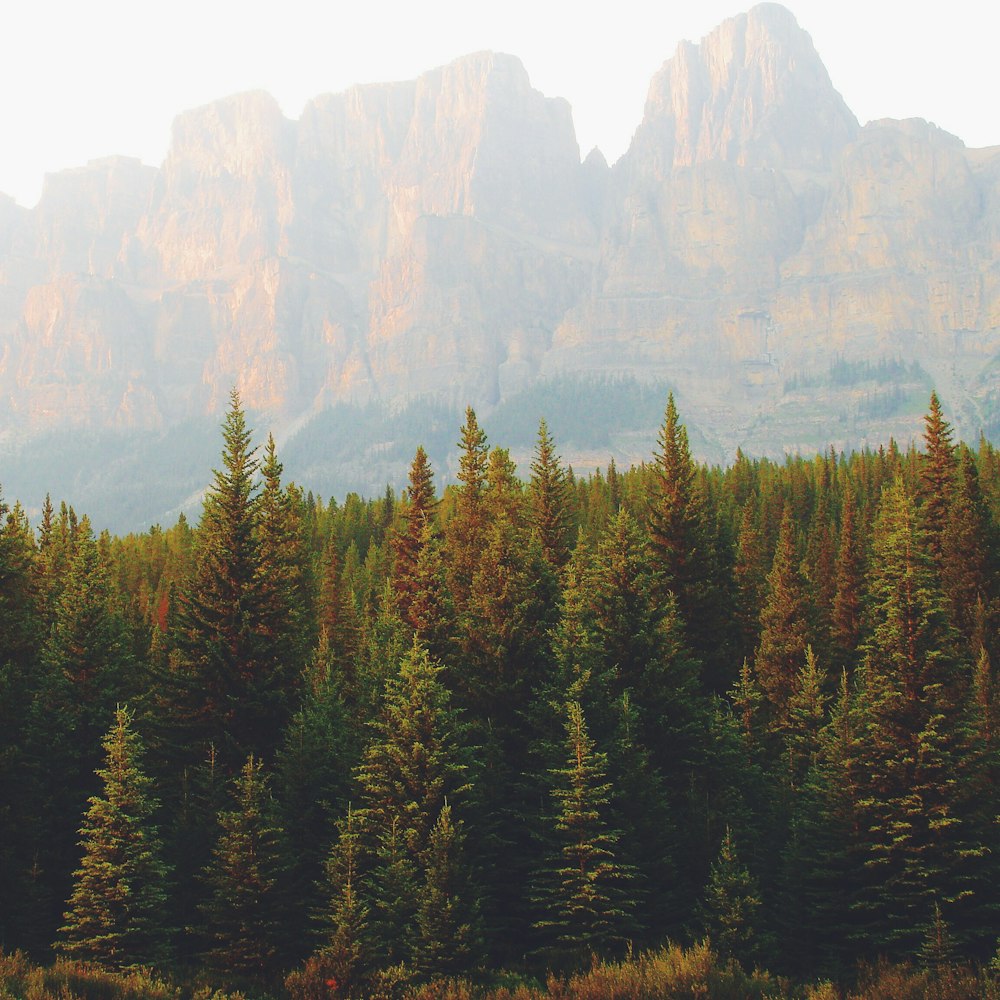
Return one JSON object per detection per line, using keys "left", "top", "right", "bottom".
{"left": 753, "top": 504, "right": 811, "bottom": 726}
{"left": 309, "top": 806, "right": 373, "bottom": 998}
{"left": 695, "top": 828, "right": 763, "bottom": 968}
{"left": 4, "top": 389, "right": 1000, "bottom": 991}
{"left": 55, "top": 707, "right": 170, "bottom": 971}
{"left": 412, "top": 803, "right": 483, "bottom": 978}
{"left": 166, "top": 392, "right": 291, "bottom": 774}
{"left": 200, "top": 755, "right": 287, "bottom": 988}
{"left": 532, "top": 701, "right": 635, "bottom": 969}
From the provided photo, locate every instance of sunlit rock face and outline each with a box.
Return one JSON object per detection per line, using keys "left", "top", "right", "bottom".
{"left": 1, "top": 2, "right": 998, "bottom": 463}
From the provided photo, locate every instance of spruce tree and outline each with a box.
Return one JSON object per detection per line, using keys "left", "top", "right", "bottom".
{"left": 754, "top": 504, "right": 811, "bottom": 727}
{"left": 532, "top": 700, "right": 635, "bottom": 969}
{"left": 783, "top": 646, "right": 828, "bottom": 791}
{"left": 446, "top": 407, "right": 489, "bottom": 611}
{"left": 56, "top": 706, "right": 170, "bottom": 971}
{"left": 647, "top": 394, "right": 731, "bottom": 685}
{"left": 529, "top": 419, "right": 574, "bottom": 572}
{"left": 408, "top": 515, "right": 457, "bottom": 668}
{"left": 411, "top": 802, "right": 482, "bottom": 978}
{"left": 275, "top": 654, "right": 354, "bottom": 955}
{"left": 918, "top": 391, "right": 958, "bottom": 565}
{"left": 316, "top": 530, "right": 361, "bottom": 712}
{"left": 733, "top": 495, "right": 768, "bottom": 664}
{"left": 256, "top": 434, "right": 312, "bottom": 692}
{"left": 0, "top": 492, "right": 42, "bottom": 952}
{"left": 165, "top": 391, "right": 291, "bottom": 773}
{"left": 695, "top": 827, "right": 762, "bottom": 968}
{"left": 831, "top": 485, "right": 864, "bottom": 667}
{"left": 353, "top": 640, "right": 471, "bottom": 964}
{"left": 392, "top": 446, "right": 439, "bottom": 626}
{"left": 313, "top": 806, "right": 373, "bottom": 996}
{"left": 201, "top": 755, "right": 287, "bottom": 987}
{"left": 648, "top": 394, "right": 697, "bottom": 600}
{"left": 940, "top": 445, "right": 997, "bottom": 643}
{"left": 852, "top": 476, "right": 990, "bottom": 956}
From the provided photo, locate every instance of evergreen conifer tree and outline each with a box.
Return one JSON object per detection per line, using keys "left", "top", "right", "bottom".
{"left": 695, "top": 827, "right": 762, "bottom": 968}
{"left": 275, "top": 654, "right": 355, "bottom": 955}
{"left": 532, "top": 700, "right": 635, "bottom": 969}
{"left": 446, "top": 407, "right": 489, "bottom": 610}
{"left": 647, "top": 395, "right": 731, "bottom": 686}
{"left": 201, "top": 754, "right": 287, "bottom": 987}
{"left": 918, "top": 391, "right": 958, "bottom": 565}
{"left": 940, "top": 445, "right": 997, "bottom": 642}
{"left": 754, "top": 505, "right": 811, "bottom": 727}
{"left": 316, "top": 531, "right": 361, "bottom": 712}
{"left": 353, "top": 640, "right": 471, "bottom": 964}
{"left": 392, "top": 446, "right": 439, "bottom": 625}
{"left": 56, "top": 707, "right": 170, "bottom": 971}
{"left": 411, "top": 802, "right": 482, "bottom": 978}
{"left": 831, "top": 485, "right": 864, "bottom": 667}
{"left": 313, "top": 806, "right": 373, "bottom": 996}
{"left": 529, "top": 419, "right": 574, "bottom": 572}
{"left": 852, "top": 476, "right": 990, "bottom": 956}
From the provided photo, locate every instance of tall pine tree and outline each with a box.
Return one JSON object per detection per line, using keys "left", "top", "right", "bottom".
{"left": 56, "top": 707, "right": 170, "bottom": 971}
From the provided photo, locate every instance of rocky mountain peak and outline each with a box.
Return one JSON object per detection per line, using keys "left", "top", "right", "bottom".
{"left": 2, "top": 7, "right": 999, "bottom": 530}
{"left": 625, "top": 2, "right": 858, "bottom": 178}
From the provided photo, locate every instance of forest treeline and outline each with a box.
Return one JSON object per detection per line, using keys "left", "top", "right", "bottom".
{"left": 0, "top": 391, "right": 998, "bottom": 998}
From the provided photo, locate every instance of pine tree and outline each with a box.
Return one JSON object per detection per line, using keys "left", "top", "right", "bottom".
{"left": 411, "top": 802, "right": 482, "bottom": 978}
{"left": 313, "top": 806, "right": 373, "bottom": 996}
{"left": 918, "top": 391, "right": 958, "bottom": 565}
{"left": 532, "top": 701, "right": 635, "bottom": 969}
{"left": 695, "top": 827, "right": 762, "bottom": 968}
{"left": 831, "top": 485, "right": 864, "bottom": 668}
{"left": 353, "top": 640, "right": 471, "bottom": 964}
{"left": 529, "top": 419, "right": 574, "bottom": 572}
{"left": 446, "top": 407, "right": 489, "bottom": 610}
{"left": 852, "top": 476, "right": 990, "bottom": 956}
{"left": 754, "top": 505, "right": 811, "bottom": 728}
{"left": 56, "top": 707, "right": 170, "bottom": 971}
{"left": 201, "top": 755, "right": 287, "bottom": 987}
{"left": 165, "top": 391, "right": 289, "bottom": 772}
{"left": 392, "top": 446, "right": 439, "bottom": 625}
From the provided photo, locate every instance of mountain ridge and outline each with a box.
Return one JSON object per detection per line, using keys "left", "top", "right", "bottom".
{"left": 1, "top": 3, "right": 998, "bottom": 529}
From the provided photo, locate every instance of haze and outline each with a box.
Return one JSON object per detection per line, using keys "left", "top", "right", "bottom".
{"left": 3, "top": 0, "right": 998, "bottom": 207}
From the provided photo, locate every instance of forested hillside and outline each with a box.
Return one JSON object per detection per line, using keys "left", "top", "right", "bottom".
{"left": 1, "top": 391, "right": 998, "bottom": 998}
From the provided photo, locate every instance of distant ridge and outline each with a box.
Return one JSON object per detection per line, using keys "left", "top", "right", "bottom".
{"left": 1, "top": 4, "right": 998, "bottom": 528}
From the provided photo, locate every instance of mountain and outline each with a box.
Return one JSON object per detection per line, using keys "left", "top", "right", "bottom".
{"left": 1, "top": 3, "right": 998, "bottom": 529}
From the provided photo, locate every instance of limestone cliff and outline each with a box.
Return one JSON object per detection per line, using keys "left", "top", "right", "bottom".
{"left": 1, "top": 3, "right": 999, "bottom": 513}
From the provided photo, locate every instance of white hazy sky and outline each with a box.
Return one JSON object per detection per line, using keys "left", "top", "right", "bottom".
{"left": 2, "top": 0, "right": 997, "bottom": 208}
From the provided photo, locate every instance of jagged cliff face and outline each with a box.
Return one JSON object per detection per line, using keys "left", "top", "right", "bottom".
{"left": 1, "top": 3, "right": 999, "bottom": 474}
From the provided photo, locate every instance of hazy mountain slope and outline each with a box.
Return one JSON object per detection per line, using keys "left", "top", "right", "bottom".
{"left": 1, "top": 3, "right": 998, "bottom": 528}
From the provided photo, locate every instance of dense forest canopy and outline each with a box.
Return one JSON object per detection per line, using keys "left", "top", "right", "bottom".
{"left": 1, "top": 390, "right": 999, "bottom": 998}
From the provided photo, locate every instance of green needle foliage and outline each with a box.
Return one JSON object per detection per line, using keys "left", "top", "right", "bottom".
{"left": 56, "top": 706, "right": 170, "bottom": 971}
{"left": 200, "top": 754, "right": 287, "bottom": 988}
{"left": 533, "top": 700, "right": 635, "bottom": 969}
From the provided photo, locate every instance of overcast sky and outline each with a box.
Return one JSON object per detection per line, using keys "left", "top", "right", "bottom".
{"left": 2, "top": 0, "right": 996, "bottom": 208}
